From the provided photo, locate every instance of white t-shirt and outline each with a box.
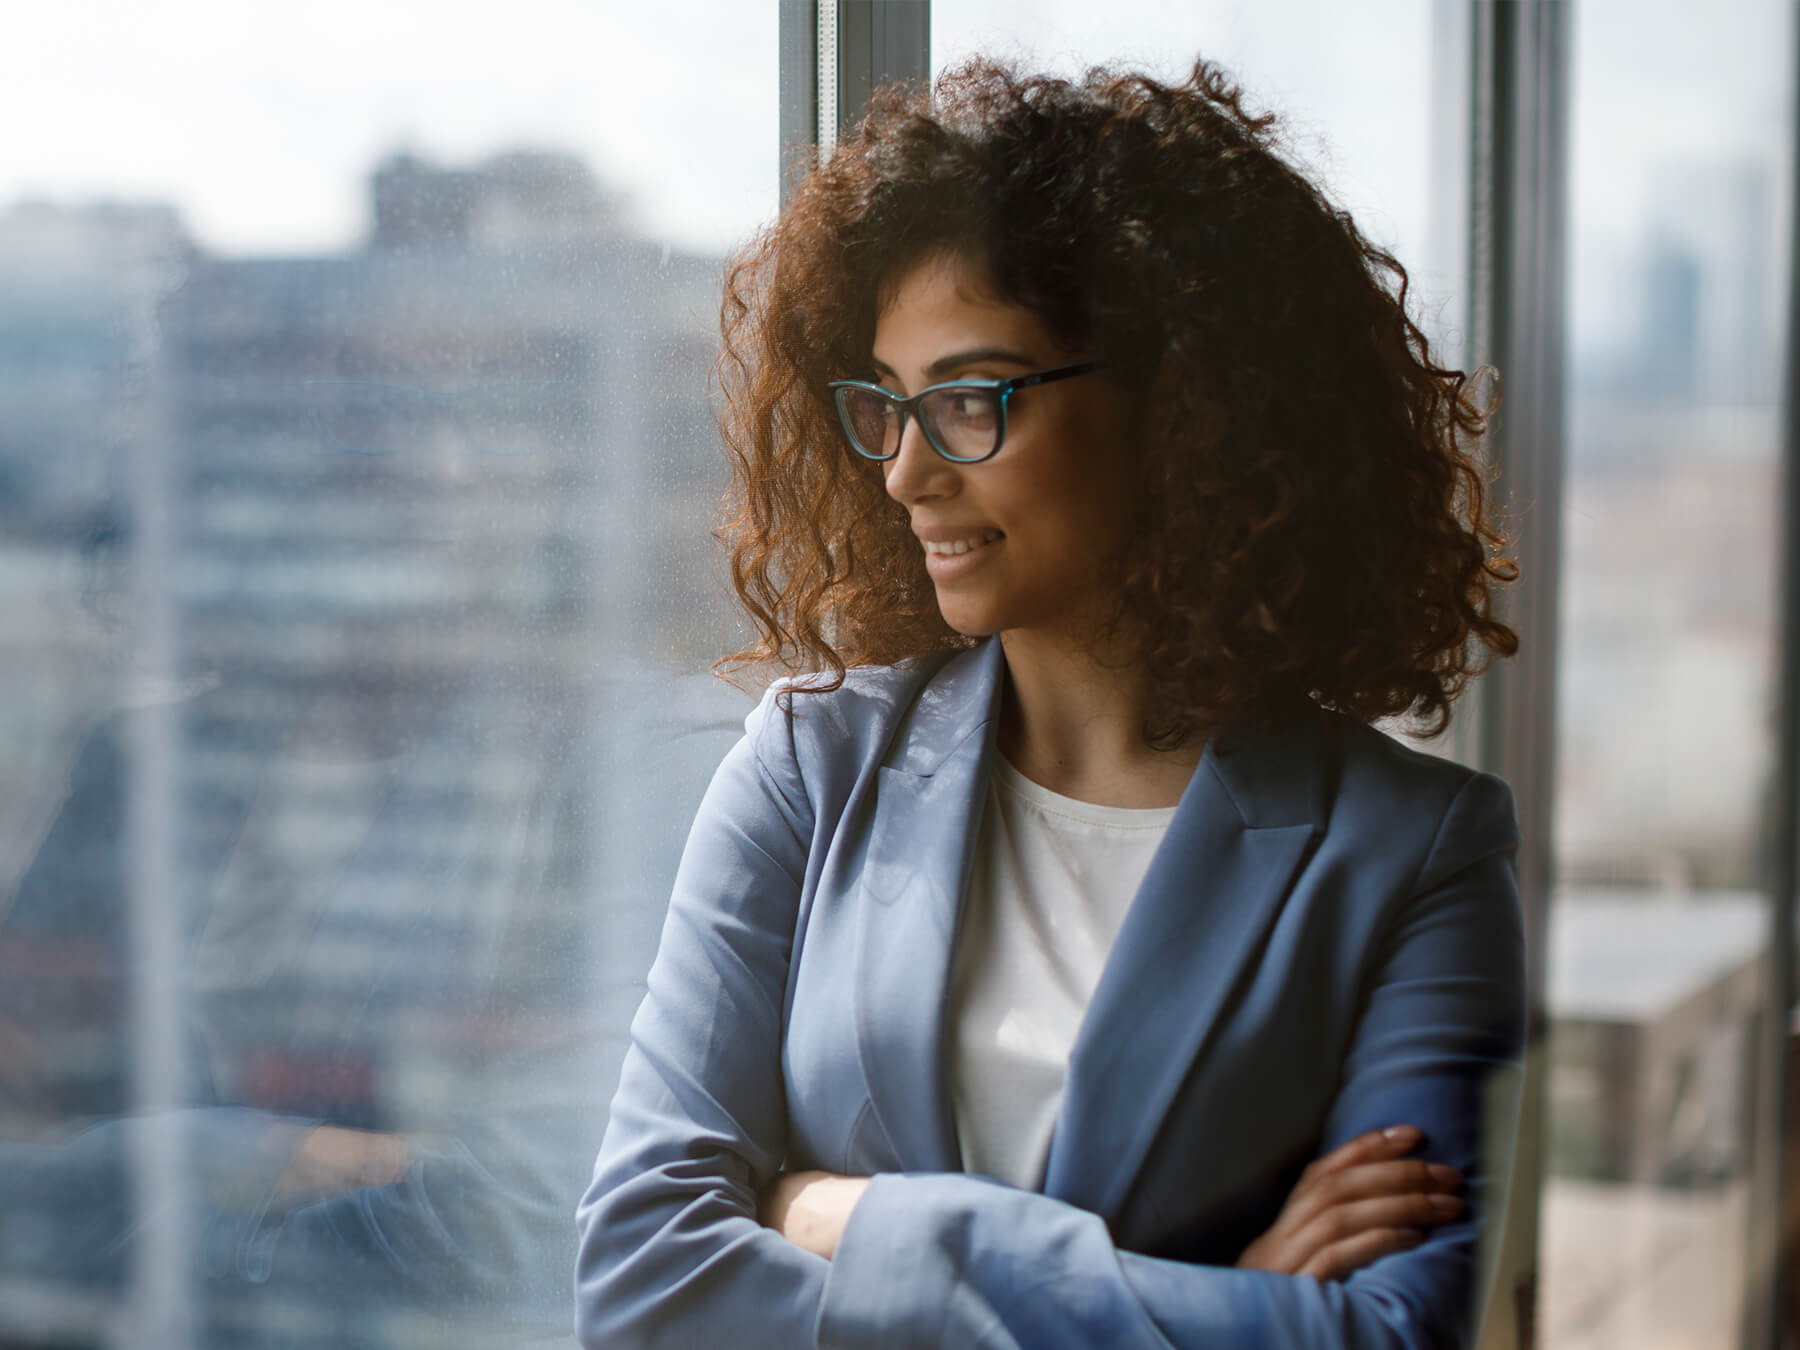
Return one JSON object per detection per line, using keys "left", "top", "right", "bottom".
{"left": 947, "top": 755, "right": 1176, "bottom": 1190}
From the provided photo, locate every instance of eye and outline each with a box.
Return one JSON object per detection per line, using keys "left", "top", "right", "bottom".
{"left": 842, "top": 389, "right": 900, "bottom": 446}
{"left": 937, "top": 389, "right": 997, "bottom": 423}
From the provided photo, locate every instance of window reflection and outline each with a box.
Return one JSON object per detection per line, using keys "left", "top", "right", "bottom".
{"left": 0, "top": 145, "right": 754, "bottom": 1344}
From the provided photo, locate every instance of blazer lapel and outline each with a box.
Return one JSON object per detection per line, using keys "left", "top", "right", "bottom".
{"left": 852, "top": 641, "right": 1006, "bottom": 1173}
{"left": 1043, "top": 713, "right": 1329, "bottom": 1216}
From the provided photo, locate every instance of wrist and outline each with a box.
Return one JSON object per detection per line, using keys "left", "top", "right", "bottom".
{"left": 764, "top": 1170, "right": 870, "bottom": 1260}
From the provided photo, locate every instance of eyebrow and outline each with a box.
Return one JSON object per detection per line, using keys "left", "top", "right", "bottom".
{"left": 869, "top": 346, "right": 1038, "bottom": 384}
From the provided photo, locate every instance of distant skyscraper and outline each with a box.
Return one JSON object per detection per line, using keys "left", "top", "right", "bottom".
{"left": 152, "top": 142, "right": 732, "bottom": 1127}
{"left": 1640, "top": 232, "right": 1702, "bottom": 399}
{"left": 0, "top": 148, "right": 746, "bottom": 1346}
{"left": 1640, "top": 159, "right": 1776, "bottom": 403}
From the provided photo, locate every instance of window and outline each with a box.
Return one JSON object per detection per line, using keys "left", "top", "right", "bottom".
{"left": 1541, "top": 2, "right": 1794, "bottom": 1345}
{"left": 0, "top": 6, "right": 773, "bottom": 1344}
{"left": 4, "top": 4, "right": 1797, "bottom": 1346}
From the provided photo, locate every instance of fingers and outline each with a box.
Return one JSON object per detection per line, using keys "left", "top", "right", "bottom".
{"left": 1285, "top": 1130, "right": 1461, "bottom": 1234}
{"left": 1300, "top": 1125, "right": 1423, "bottom": 1185}
{"left": 1243, "top": 1184, "right": 1463, "bottom": 1278}
{"left": 1300, "top": 1226, "right": 1429, "bottom": 1283}
{"left": 1236, "top": 1126, "right": 1468, "bottom": 1279}
{"left": 1292, "top": 1190, "right": 1464, "bottom": 1258}
{"left": 1311, "top": 1158, "right": 1463, "bottom": 1209}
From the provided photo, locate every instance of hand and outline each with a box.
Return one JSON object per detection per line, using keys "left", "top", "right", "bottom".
{"left": 276, "top": 1125, "right": 410, "bottom": 1199}
{"left": 758, "top": 1169, "right": 871, "bottom": 1260}
{"left": 1235, "top": 1125, "right": 1464, "bottom": 1282}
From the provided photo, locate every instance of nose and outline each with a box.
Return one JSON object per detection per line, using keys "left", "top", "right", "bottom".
{"left": 881, "top": 411, "right": 958, "bottom": 508}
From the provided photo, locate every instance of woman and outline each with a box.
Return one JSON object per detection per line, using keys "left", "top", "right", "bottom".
{"left": 577, "top": 57, "right": 1524, "bottom": 1349}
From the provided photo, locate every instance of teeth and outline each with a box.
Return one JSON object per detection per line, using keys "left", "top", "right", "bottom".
{"left": 924, "top": 532, "right": 1001, "bottom": 556}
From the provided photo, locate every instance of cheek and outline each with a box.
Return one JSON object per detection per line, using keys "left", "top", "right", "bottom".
{"left": 1070, "top": 438, "right": 1135, "bottom": 545}
{"left": 1046, "top": 460, "right": 1129, "bottom": 547}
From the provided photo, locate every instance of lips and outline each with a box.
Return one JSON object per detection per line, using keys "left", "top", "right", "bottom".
{"left": 918, "top": 529, "right": 1004, "bottom": 584}
{"left": 921, "top": 530, "right": 1004, "bottom": 557}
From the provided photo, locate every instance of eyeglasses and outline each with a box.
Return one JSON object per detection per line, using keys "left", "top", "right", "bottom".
{"left": 826, "top": 360, "right": 1103, "bottom": 464}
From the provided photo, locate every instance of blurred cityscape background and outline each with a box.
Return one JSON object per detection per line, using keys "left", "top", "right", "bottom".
{"left": 0, "top": 1, "right": 1792, "bottom": 1347}
{"left": 0, "top": 150, "right": 753, "bottom": 1345}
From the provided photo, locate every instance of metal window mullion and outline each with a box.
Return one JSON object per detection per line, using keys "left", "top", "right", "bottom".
{"left": 778, "top": 1, "right": 929, "bottom": 206}
{"left": 124, "top": 246, "right": 192, "bottom": 1349}
{"left": 1467, "top": 2, "right": 1570, "bottom": 1346}
{"left": 1747, "top": 8, "right": 1800, "bottom": 1346}
{"left": 818, "top": 2, "right": 840, "bottom": 158}
{"left": 778, "top": 1, "right": 820, "bottom": 207}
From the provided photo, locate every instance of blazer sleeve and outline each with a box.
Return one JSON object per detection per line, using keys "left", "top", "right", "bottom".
{"left": 816, "top": 768, "right": 1526, "bottom": 1350}
{"left": 575, "top": 687, "right": 831, "bottom": 1348}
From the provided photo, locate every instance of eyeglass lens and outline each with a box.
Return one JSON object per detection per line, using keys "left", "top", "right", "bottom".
{"left": 839, "top": 386, "right": 1001, "bottom": 461}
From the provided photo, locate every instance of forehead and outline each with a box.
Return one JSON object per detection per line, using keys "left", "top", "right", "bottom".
{"left": 872, "top": 252, "right": 1062, "bottom": 366}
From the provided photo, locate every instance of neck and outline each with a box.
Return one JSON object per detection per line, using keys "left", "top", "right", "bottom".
{"left": 995, "top": 628, "right": 1202, "bottom": 809}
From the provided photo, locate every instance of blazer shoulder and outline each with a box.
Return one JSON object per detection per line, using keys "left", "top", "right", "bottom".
{"left": 1325, "top": 711, "right": 1518, "bottom": 848}
{"left": 741, "top": 649, "right": 970, "bottom": 798}
{"left": 1329, "top": 712, "right": 1496, "bottom": 792}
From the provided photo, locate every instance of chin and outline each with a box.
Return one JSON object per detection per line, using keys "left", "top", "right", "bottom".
{"left": 940, "top": 619, "right": 998, "bottom": 641}
{"left": 932, "top": 601, "right": 1003, "bottom": 639}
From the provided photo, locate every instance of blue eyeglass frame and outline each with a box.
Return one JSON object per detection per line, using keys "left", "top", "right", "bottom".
{"left": 826, "top": 359, "right": 1104, "bottom": 463}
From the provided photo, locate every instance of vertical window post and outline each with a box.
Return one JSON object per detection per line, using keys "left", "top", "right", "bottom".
{"left": 779, "top": 0, "right": 929, "bottom": 205}
{"left": 1753, "top": 11, "right": 1800, "bottom": 1347}
{"left": 124, "top": 236, "right": 192, "bottom": 1349}
{"left": 1466, "top": 2, "right": 1571, "bottom": 1346}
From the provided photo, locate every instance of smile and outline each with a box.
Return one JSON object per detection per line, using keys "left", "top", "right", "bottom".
{"left": 922, "top": 531, "right": 1003, "bottom": 556}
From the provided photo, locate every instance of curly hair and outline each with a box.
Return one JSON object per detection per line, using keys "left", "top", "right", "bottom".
{"left": 716, "top": 55, "right": 1516, "bottom": 744}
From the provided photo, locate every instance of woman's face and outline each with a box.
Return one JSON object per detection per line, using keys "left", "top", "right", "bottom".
{"left": 872, "top": 252, "right": 1134, "bottom": 645}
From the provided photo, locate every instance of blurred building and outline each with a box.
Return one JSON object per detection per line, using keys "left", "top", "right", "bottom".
{"left": 0, "top": 150, "right": 748, "bottom": 1345}
{"left": 1555, "top": 155, "right": 1783, "bottom": 892}
{"left": 0, "top": 200, "right": 195, "bottom": 883}
{"left": 154, "top": 143, "right": 732, "bottom": 1123}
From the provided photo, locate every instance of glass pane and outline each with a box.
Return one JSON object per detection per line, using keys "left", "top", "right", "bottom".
{"left": 934, "top": 1, "right": 1467, "bottom": 349}
{"left": 0, "top": 6, "right": 773, "bottom": 1345}
{"left": 934, "top": 0, "right": 1480, "bottom": 763}
{"left": 1543, "top": 1, "right": 1793, "bottom": 1345}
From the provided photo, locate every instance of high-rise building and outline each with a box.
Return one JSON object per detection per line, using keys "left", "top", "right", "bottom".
{"left": 0, "top": 150, "right": 747, "bottom": 1344}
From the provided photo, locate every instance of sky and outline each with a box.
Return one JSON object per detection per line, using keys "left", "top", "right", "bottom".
{"left": 1565, "top": 0, "right": 1794, "bottom": 368}
{"left": 1, "top": 0, "right": 1791, "bottom": 361}
{"left": 936, "top": 2, "right": 1440, "bottom": 255}
{"left": 2, "top": 0, "right": 1439, "bottom": 261}
{"left": 0, "top": 0, "right": 778, "bottom": 258}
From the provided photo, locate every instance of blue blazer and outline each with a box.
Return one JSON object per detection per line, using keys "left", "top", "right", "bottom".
{"left": 576, "top": 639, "right": 1525, "bottom": 1349}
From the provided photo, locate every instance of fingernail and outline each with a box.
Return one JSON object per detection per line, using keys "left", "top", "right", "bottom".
{"left": 1429, "top": 1193, "right": 1464, "bottom": 1213}
{"left": 1398, "top": 1227, "right": 1426, "bottom": 1245}
{"left": 1382, "top": 1126, "right": 1421, "bottom": 1141}
{"left": 1427, "top": 1164, "right": 1462, "bottom": 1186}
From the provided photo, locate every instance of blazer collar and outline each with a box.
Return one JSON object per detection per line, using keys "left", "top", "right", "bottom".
{"left": 854, "top": 637, "right": 1333, "bottom": 1202}
{"left": 852, "top": 641, "right": 1005, "bottom": 1172}
{"left": 871, "top": 637, "right": 1335, "bottom": 819}
{"left": 877, "top": 639, "right": 1007, "bottom": 778}
{"left": 877, "top": 637, "right": 1333, "bottom": 820}
{"left": 1043, "top": 710, "right": 1330, "bottom": 1214}
{"left": 1204, "top": 710, "right": 1338, "bottom": 829}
